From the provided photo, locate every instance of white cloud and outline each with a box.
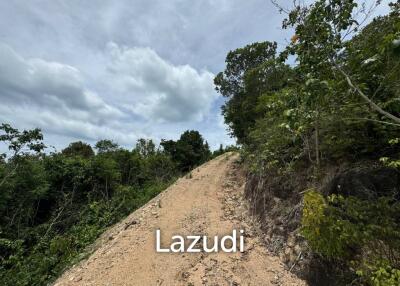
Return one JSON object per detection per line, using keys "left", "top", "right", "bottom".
{"left": 104, "top": 42, "right": 217, "bottom": 122}
{"left": 0, "top": 43, "right": 122, "bottom": 121}
{"left": 0, "top": 42, "right": 228, "bottom": 150}
{"left": 0, "top": 43, "right": 142, "bottom": 146}
{"left": 0, "top": 0, "right": 309, "bottom": 150}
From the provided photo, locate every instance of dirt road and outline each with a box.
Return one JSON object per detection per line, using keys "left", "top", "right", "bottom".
{"left": 54, "top": 153, "right": 306, "bottom": 286}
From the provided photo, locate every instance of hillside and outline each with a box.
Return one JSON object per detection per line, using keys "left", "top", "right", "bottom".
{"left": 54, "top": 153, "right": 305, "bottom": 286}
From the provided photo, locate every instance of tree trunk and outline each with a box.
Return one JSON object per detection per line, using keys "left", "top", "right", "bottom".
{"left": 315, "top": 112, "right": 320, "bottom": 167}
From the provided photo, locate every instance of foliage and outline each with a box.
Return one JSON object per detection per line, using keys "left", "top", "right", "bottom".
{"left": 217, "top": 0, "right": 400, "bottom": 169}
{"left": 0, "top": 125, "right": 212, "bottom": 285}
{"left": 94, "top": 139, "right": 119, "bottom": 154}
{"left": 161, "top": 130, "right": 211, "bottom": 171}
{"left": 214, "top": 41, "right": 280, "bottom": 144}
{"left": 302, "top": 190, "right": 400, "bottom": 285}
{"left": 367, "top": 262, "right": 400, "bottom": 286}
{"left": 134, "top": 139, "right": 156, "bottom": 157}
{"left": 62, "top": 141, "right": 95, "bottom": 158}
{"left": 0, "top": 123, "right": 45, "bottom": 158}
{"left": 215, "top": 1, "right": 400, "bottom": 284}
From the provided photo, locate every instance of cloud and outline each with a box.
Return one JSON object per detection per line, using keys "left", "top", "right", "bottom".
{"left": 0, "top": 43, "right": 122, "bottom": 122}
{"left": 0, "top": 43, "right": 141, "bottom": 146}
{"left": 104, "top": 42, "right": 217, "bottom": 122}
{"left": 0, "top": 42, "right": 225, "bottom": 150}
{"left": 0, "top": 0, "right": 310, "bottom": 150}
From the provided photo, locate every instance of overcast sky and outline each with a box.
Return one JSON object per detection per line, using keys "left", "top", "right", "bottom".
{"left": 0, "top": 0, "right": 391, "bottom": 151}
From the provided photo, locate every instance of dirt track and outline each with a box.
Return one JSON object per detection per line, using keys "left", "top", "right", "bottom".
{"left": 54, "top": 153, "right": 306, "bottom": 286}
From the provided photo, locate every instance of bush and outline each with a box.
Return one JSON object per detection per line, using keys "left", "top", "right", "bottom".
{"left": 302, "top": 190, "right": 400, "bottom": 284}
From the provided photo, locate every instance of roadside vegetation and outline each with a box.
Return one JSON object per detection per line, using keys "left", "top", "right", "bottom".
{"left": 0, "top": 125, "right": 219, "bottom": 285}
{"left": 215, "top": 1, "right": 400, "bottom": 285}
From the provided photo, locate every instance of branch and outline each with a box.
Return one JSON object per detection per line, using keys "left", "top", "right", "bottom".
{"left": 342, "top": 117, "right": 400, "bottom": 127}
{"left": 42, "top": 190, "right": 73, "bottom": 239}
{"left": 270, "top": 0, "right": 290, "bottom": 14}
{"left": 334, "top": 63, "right": 400, "bottom": 124}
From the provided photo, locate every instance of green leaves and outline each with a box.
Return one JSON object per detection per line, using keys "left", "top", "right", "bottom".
{"left": 302, "top": 190, "right": 400, "bottom": 284}
{"left": 161, "top": 130, "right": 210, "bottom": 172}
{"left": 0, "top": 124, "right": 45, "bottom": 158}
{"left": 214, "top": 41, "right": 281, "bottom": 144}
{"left": 218, "top": 2, "right": 400, "bottom": 284}
{"left": 0, "top": 124, "right": 197, "bottom": 285}
{"left": 94, "top": 140, "right": 119, "bottom": 154}
{"left": 61, "top": 141, "right": 94, "bottom": 158}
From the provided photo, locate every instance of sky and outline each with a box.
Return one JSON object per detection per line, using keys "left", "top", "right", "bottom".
{"left": 0, "top": 0, "right": 391, "bottom": 151}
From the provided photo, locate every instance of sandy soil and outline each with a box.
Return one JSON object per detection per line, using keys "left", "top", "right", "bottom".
{"left": 54, "top": 153, "right": 306, "bottom": 286}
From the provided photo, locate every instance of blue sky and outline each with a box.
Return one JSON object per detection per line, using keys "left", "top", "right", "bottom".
{"left": 0, "top": 0, "right": 391, "bottom": 150}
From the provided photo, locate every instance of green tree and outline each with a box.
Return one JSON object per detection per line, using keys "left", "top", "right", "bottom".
{"left": 283, "top": 0, "right": 400, "bottom": 125}
{"left": 62, "top": 141, "right": 94, "bottom": 158}
{"left": 0, "top": 123, "right": 45, "bottom": 159}
{"left": 161, "top": 130, "right": 210, "bottom": 171}
{"left": 94, "top": 140, "right": 119, "bottom": 154}
{"left": 135, "top": 139, "right": 156, "bottom": 157}
{"left": 214, "top": 41, "right": 279, "bottom": 143}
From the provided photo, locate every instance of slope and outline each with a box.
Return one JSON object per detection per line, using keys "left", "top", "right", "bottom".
{"left": 54, "top": 153, "right": 305, "bottom": 286}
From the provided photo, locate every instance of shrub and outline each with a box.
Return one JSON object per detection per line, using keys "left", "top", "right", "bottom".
{"left": 302, "top": 190, "right": 400, "bottom": 284}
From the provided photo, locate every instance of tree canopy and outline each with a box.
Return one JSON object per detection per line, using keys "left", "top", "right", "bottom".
{"left": 161, "top": 130, "right": 211, "bottom": 172}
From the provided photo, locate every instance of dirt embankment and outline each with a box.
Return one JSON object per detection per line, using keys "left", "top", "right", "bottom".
{"left": 54, "top": 153, "right": 306, "bottom": 286}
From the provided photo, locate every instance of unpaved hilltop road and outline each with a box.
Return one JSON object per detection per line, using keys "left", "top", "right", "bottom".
{"left": 54, "top": 153, "right": 306, "bottom": 286}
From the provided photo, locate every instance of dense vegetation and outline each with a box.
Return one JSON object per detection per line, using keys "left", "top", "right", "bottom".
{"left": 216, "top": 1, "right": 400, "bottom": 285}
{"left": 0, "top": 125, "right": 215, "bottom": 285}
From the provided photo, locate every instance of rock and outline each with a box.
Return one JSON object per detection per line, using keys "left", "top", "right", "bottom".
{"left": 124, "top": 220, "right": 137, "bottom": 230}
{"left": 294, "top": 245, "right": 302, "bottom": 255}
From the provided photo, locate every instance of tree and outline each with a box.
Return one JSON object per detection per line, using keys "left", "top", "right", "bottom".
{"left": 214, "top": 41, "right": 279, "bottom": 143}
{"left": 0, "top": 123, "right": 45, "bottom": 159}
{"left": 283, "top": 0, "right": 400, "bottom": 125}
{"left": 95, "top": 139, "right": 119, "bottom": 154}
{"left": 160, "top": 139, "right": 177, "bottom": 157}
{"left": 161, "top": 130, "right": 210, "bottom": 172}
{"left": 62, "top": 141, "right": 94, "bottom": 158}
{"left": 0, "top": 124, "right": 45, "bottom": 188}
{"left": 212, "top": 144, "right": 225, "bottom": 158}
{"left": 135, "top": 139, "right": 156, "bottom": 157}
{"left": 204, "top": 141, "right": 211, "bottom": 159}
